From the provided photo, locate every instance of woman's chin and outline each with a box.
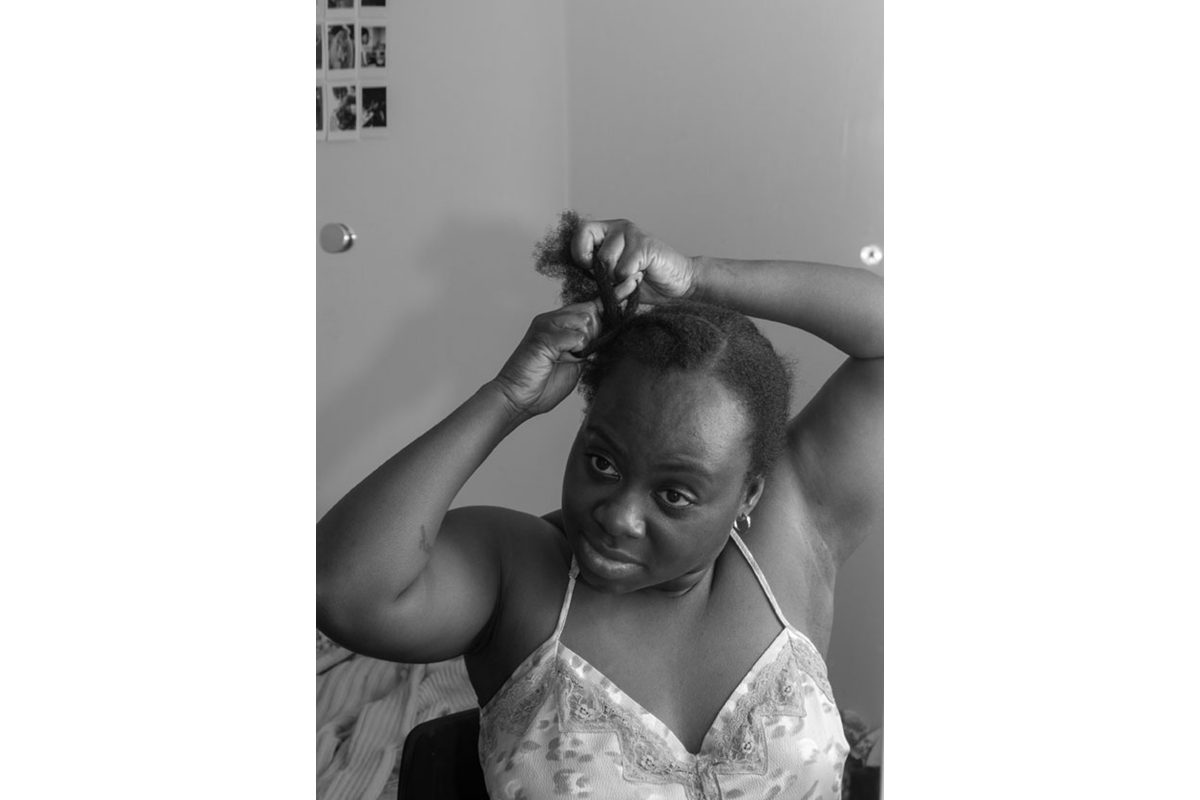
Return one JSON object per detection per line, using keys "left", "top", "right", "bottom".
{"left": 573, "top": 535, "right": 645, "bottom": 585}
{"left": 574, "top": 568, "right": 631, "bottom": 593}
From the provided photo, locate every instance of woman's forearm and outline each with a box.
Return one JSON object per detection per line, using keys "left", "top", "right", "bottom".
{"left": 690, "top": 256, "right": 884, "bottom": 358}
{"left": 316, "top": 381, "right": 525, "bottom": 609}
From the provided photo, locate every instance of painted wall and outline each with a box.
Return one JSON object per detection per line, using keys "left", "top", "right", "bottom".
{"left": 317, "top": 0, "right": 574, "bottom": 520}
{"left": 563, "top": 0, "right": 884, "bottom": 726}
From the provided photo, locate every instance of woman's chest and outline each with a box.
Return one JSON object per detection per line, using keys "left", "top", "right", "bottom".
{"left": 556, "top": 555, "right": 794, "bottom": 753}
{"left": 481, "top": 639, "right": 849, "bottom": 800}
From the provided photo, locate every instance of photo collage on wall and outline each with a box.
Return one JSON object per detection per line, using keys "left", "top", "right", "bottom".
{"left": 318, "top": 0, "right": 388, "bottom": 141}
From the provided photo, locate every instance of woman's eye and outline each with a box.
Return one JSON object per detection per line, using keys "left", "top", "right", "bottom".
{"left": 659, "top": 489, "right": 693, "bottom": 508}
{"left": 588, "top": 454, "right": 619, "bottom": 478}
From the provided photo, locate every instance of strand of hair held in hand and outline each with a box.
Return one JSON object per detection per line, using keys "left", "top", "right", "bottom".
{"left": 532, "top": 211, "right": 639, "bottom": 358}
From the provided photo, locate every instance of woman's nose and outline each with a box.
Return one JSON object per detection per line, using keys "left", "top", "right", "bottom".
{"left": 594, "top": 492, "right": 646, "bottom": 541}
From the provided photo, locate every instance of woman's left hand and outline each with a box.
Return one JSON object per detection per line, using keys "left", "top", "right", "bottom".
{"left": 571, "top": 219, "right": 698, "bottom": 304}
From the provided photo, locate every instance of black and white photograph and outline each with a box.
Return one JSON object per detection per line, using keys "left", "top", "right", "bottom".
{"left": 325, "top": 23, "right": 355, "bottom": 77}
{"left": 12, "top": 5, "right": 1199, "bottom": 800}
{"left": 358, "top": 25, "right": 386, "bottom": 73}
{"left": 360, "top": 85, "right": 387, "bottom": 136}
{"left": 316, "top": 23, "right": 323, "bottom": 76}
{"left": 325, "top": 83, "right": 357, "bottom": 141}
{"left": 316, "top": 84, "right": 325, "bottom": 140}
{"left": 317, "top": 3, "right": 882, "bottom": 799}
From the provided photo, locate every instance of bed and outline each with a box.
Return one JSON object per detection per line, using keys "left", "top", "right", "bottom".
{"left": 316, "top": 631, "right": 478, "bottom": 800}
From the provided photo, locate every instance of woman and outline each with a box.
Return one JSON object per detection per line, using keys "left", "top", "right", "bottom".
{"left": 317, "top": 216, "right": 883, "bottom": 799}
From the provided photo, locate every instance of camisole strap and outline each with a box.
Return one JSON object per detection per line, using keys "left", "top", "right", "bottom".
{"left": 730, "top": 530, "right": 793, "bottom": 630}
{"left": 550, "top": 557, "right": 580, "bottom": 641}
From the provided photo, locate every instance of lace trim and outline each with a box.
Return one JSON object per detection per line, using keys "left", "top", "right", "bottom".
{"left": 705, "top": 636, "right": 809, "bottom": 770}
{"left": 478, "top": 643, "right": 556, "bottom": 755}
{"left": 479, "top": 629, "right": 840, "bottom": 794}
{"left": 558, "top": 663, "right": 696, "bottom": 784}
{"left": 787, "top": 630, "right": 835, "bottom": 704}
{"left": 553, "top": 637, "right": 834, "bottom": 794}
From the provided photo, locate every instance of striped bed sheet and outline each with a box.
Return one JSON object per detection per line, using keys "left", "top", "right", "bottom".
{"left": 317, "top": 631, "right": 477, "bottom": 800}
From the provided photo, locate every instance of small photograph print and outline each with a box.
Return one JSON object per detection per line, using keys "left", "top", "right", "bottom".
{"left": 359, "top": 0, "right": 386, "bottom": 16}
{"left": 316, "top": 23, "right": 324, "bottom": 74}
{"left": 359, "top": 25, "right": 386, "bottom": 72}
{"left": 317, "top": 85, "right": 326, "bottom": 140}
{"left": 326, "top": 23, "right": 355, "bottom": 77}
{"left": 361, "top": 85, "right": 388, "bottom": 137}
{"left": 327, "top": 83, "right": 358, "bottom": 141}
{"left": 326, "top": 0, "right": 354, "bottom": 18}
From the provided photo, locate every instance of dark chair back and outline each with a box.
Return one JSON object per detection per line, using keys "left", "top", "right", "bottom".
{"left": 397, "top": 708, "right": 489, "bottom": 799}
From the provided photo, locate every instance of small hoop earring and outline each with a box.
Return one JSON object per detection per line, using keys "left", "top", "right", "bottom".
{"left": 734, "top": 514, "right": 752, "bottom": 535}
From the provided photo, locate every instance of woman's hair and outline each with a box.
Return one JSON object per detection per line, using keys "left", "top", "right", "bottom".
{"left": 534, "top": 212, "right": 793, "bottom": 480}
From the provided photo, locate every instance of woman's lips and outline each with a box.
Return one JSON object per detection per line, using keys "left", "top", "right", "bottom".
{"left": 578, "top": 535, "right": 641, "bottom": 578}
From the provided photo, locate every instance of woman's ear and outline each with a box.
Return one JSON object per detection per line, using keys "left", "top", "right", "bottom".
{"left": 740, "top": 474, "right": 766, "bottom": 518}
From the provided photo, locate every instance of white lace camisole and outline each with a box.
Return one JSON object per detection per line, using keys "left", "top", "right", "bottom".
{"left": 478, "top": 531, "right": 850, "bottom": 800}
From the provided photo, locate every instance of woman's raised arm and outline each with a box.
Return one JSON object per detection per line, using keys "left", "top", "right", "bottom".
{"left": 316, "top": 292, "right": 635, "bottom": 663}
{"left": 572, "top": 218, "right": 883, "bottom": 563}
{"left": 572, "top": 218, "right": 882, "bottom": 359}
{"left": 317, "top": 381, "right": 524, "bottom": 662}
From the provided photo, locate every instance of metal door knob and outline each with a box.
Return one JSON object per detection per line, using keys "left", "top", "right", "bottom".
{"left": 320, "top": 223, "right": 357, "bottom": 254}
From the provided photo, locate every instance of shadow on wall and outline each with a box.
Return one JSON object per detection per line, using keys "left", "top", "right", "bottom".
{"left": 317, "top": 215, "right": 560, "bottom": 515}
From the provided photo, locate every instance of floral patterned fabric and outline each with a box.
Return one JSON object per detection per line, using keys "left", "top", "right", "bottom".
{"left": 479, "top": 532, "right": 850, "bottom": 799}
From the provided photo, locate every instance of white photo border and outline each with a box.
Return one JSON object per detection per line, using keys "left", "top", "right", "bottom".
{"left": 325, "top": 0, "right": 355, "bottom": 21}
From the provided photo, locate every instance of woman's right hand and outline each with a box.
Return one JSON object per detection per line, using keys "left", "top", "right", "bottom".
{"left": 493, "top": 279, "right": 638, "bottom": 418}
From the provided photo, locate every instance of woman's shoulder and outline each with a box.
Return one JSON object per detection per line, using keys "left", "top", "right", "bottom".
{"left": 446, "top": 504, "right": 567, "bottom": 541}
{"left": 460, "top": 506, "right": 572, "bottom": 704}
{"left": 783, "top": 357, "right": 884, "bottom": 564}
{"left": 538, "top": 508, "right": 569, "bottom": 538}
{"left": 738, "top": 460, "right": 840, "bottom": 652}
{"left": 445, "top": 504, "right": 571, "bottom": 584}
{"left": 519, "top": 508, "right": 572, "bottom": 576}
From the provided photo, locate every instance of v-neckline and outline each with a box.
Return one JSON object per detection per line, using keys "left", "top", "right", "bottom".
{"left": 557, "top": 625, "right": 792, "bottom": 759}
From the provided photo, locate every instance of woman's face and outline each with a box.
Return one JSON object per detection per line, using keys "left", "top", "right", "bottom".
{"left": 561, "top": 360, "right": 762, "bottom": 595}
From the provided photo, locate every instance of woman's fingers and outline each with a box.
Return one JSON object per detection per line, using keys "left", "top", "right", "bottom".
{"left": 543, "top": 326, "right": 588, "bottom": 361}
{"left": 556, "top": 299, "right": 601, "bottom": 328}
{"left": 543, "top": 300, "right": 603, "bottom": 357}
{"left": 571, "top": 218, "right": 650, "bottom": 288}
{"left": 613, "top": 271, "right": 641, "bottom": 302}
{"left": 594, "top": 230, "right": 626, "bottom": 278}
{"left": 548, "top": 313, "right": 590, "bottom": 341}
{"left": 613, "top": 244, "right": 646, "bottom": 283}
{"left": 571, "top": 220, "right": 610, "bottom": 267}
